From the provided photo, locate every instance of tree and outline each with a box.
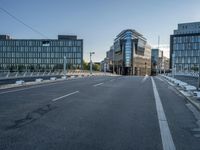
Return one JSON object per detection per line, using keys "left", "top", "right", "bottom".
{"left": 93, "top": 63, "right": 100, "bottom": 71}
{"left": 83, "top": 60, "right": 89, "bottom": 70}
{"left": 82, "top": 60, "right": 100, "bottom": 71}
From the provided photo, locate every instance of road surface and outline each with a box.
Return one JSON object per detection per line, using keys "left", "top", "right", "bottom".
{"left": 0, "top": 76, "right": 200, "bottom": 150}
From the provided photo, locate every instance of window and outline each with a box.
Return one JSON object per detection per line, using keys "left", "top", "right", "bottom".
{"left": 42, "top": 41, "right": 50, "bottom": 46}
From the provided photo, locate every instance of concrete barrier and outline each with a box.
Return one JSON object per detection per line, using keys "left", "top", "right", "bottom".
{"left": 70, "top": 75, "right": 75, "bottom": 78}
{"left": 35, "top": 78, "right": 43, "bottom": 82}
{"left": 50, "top": 77, "right": 57, "bottom": 81}
{"left": 61, "top": 76, "right": 67, "bottom": 79}
{"left": 193, "top": 91, "right": 200, "bottom": 98}
{"left": 174, "top": 80, "right": 187, "bottom": 86}
{"left": 15, "top": 80, "right": 25, "bottom": 85}
{"left": 183, "top": 85, "right": 196, "bottom": 91}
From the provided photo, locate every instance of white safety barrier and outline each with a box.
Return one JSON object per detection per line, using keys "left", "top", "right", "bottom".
{"left": 15, "top": 80, "right": 25, "bottom": 85}
{"left": 35, "top": 78, "right": 43, "bottom": 82}
{"left": 193, "top": 91, "right": 200, "bottom": 98}
{"left": 70, "top": 76, "right": 75, "bottom": 78}
{"left": 183, "top": 85, "right": 196, "bottom": 91}
{"left": 162, "top": 75, "right": 200, "bottom": 99}
{"left": 50, "top": 77, "right": 57, "bottom": 81}
{"left": 61, "top": 76, "right": 67, "bottom": 79}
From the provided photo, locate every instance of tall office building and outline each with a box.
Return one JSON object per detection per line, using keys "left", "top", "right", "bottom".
{"left": 170, "top": 22, "right": 200, "bottom": 71}
{"left": 113, "top": 29, "right": 151, "bottom": 75}
{"left": 0, "top": 35, "right": 83, "bottom": 71}
{"left": 151, "top": 48, "right": 163, "bottom": 73}
{"left": 151, "top": 48, "right": 169, "bottom": 74}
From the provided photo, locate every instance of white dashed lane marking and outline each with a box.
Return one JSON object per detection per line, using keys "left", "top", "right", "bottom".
{"left": 52, "top": 91, "right": 79, "bottom": 102}
{"left": 93, "top": 82, "right": 104, "bottom": 87}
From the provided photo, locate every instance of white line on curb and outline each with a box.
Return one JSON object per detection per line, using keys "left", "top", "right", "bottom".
{"left": 151, "top": 77, "right": 176, "bottom": 150}
{"left": 52, "top": 91, "right": 79, "bottom": 102}
{"left": 93, "top": 82, "right": 103, "bottom": 87}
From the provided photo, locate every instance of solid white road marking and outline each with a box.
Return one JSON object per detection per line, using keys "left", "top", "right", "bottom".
{"left": 151, "top": 77, "right": 176, "bottom": 150}
{"left": 93, "top": 82, "right": 104, "bottom": 87}
{"left": 52, "top": 91, "right": 79, "bottom": 102}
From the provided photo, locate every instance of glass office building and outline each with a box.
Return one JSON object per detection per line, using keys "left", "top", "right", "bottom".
{"left": 170, "top": 22, "right": 200, "bottom": 71}
{"left": 151, "top": 49, "right": 163, "bottom": 73}
{"left": 114, "top": 29, "right": 151, "bottom": 75}
{"left": 0, "top": 35, "right": 83, "bottom": 71}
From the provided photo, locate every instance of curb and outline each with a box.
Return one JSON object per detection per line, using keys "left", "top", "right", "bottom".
{"left": 160, "top": 75, "right": 200, "bottom": 112}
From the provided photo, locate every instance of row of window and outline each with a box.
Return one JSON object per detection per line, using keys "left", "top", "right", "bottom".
{"left": 174, "top": 50, "right": 200, "bottom": 57}
{"left": 175, "top": 64, "right": 200, "bottom": 71}
{"left": 0, "top": 52, "right": 82, "bottom": 58}
{"left": 173, "top": 43, "right": 200, "bottom": 50}
{"left": 174, "top": 56, "right": 200, "bottom": 64}
{"left": 0, "top": 46, "right": 82, "bottom": 53}
{"left": 173, "top": 35, "right": 200, "bottom": 44}
{"left": 0, "top": 40, "right": 82, "bottom": 47}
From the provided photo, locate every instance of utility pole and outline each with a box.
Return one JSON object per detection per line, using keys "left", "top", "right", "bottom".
{"left": 164, "top": 59, "right": 166, "bottom": 74}
{"left": 145, "top": 62, "right": 147, "bottom": 75}
{"left": 198, "top": 64, "right": 200, "bottom": 90}
{"left": 160, "top": 58, "right": 162, "bottom": 74}
{"left": 63, "top": 56, "right": 67, "bottom": 78}
{"left": 172, "top": 53, "right": 175, "bottom": 78}
{"left": 90, "top": 52, "right": 95, "bottom": 75}
{"left": 158, "top": 35, "right": 160, "bottom": 75}
{"left": 113, "top": 48, "right": 115, "bottom": 74}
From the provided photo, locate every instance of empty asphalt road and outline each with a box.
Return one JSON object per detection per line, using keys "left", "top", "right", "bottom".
{"left": 0, "top": 76, "right": 200, "bottom": 150}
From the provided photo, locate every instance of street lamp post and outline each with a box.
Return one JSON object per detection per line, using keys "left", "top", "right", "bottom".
{"left": 198, "top": 64, "right": 200, "bottom": 90}
{"left": 63, "top": 56, "right": 67, "bottom": 78}
{"left": 90, "top": 52, "right": 95, "bottom": 75}
{"left": 145, "top": 62, "right": 147, "bottom": 75}
{"left": 160, "top": 61, "right": 162, "bottom": 74}
{"left": 172, "top": 53, "right": 175, "bottom": 78}
{"left": 113, "top": 49, "right": 115, "bottom": 74}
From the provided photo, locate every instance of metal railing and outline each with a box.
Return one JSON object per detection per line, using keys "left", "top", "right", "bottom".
{"left": 172, "top": 71, "right": 199, "bottom": 78}
{"left": 0, "top": 70, "right": 116, "bottom": 80}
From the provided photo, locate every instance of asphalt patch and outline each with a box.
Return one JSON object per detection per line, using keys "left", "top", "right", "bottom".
{"left": 5, "top": 104, "right": 56, "bottom": 130}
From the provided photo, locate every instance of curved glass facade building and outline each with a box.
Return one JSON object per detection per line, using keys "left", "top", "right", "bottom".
{"left": 114, "top": 29, "right": 151, "bottom": 75}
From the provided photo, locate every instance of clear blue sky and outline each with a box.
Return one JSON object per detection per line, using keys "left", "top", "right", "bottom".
{"left": 0, "top": 0, "right": 200, "bottom": 61}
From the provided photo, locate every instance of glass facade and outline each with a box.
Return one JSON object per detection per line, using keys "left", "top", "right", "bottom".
{"left": 114, "top": 29, "right": 151, "bottom": 76}
{"left": 0, "top": 35, "right": 83, "bottom": 71}
{"left": 170, "top": 34, "right": 200, "bottom": 71}
{"left": 151, "top": 49, "right": 165, "bottom": 74}
{"left": 124, "top": 31, "right": 132, "bottom": 67}
{"left": 170, "top": 22, "right": 200, "bottom": 72}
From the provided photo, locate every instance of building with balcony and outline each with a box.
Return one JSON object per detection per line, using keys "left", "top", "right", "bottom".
{"left": 0, "top": 35, "right": 83, "bottom": 71}
{"left": 170, "top": 22, "right": 200, "bottom": 72}
{"left": 113, "top": 29, "right": 151, "bottom": 76}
